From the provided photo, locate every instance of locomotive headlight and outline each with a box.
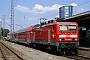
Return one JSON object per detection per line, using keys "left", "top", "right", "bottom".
{"left": 59, "top": 35, "right": 66, "bottom": 38}
{"left": 59, "top": 39, "right": 62, "bottom": 41}
{"left": 70, "top": 35, "right": 77, "bottom": 38}
{"left": 75, "top": 39, "right": 77, "bottom": 41}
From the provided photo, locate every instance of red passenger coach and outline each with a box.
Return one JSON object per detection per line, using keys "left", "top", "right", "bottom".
{"left": 14, "top": 26, "right": 33, "bottom": 45}
{"left": 32, "top": 21, "right": 79, "bottom": 54}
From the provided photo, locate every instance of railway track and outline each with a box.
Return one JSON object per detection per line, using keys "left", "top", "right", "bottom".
{"left": 26, "top": 44, "right": 90, "bottom": 60}
{"left": 0, "top": 41, "right": 31, "bottom": 60}
{"left": 2, "top": 40, "right": 90, "bottom": 60}
{"left": 63, "top": 55, "right": 90, "bottom": 60}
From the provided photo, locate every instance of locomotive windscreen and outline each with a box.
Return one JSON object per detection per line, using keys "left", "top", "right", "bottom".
{"left": 59, "top": 24, "right": 76, "bottom": 32}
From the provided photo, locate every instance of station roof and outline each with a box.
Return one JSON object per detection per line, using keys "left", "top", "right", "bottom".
{"left": 59, "top": 11, "right": 90, "bottom": 27}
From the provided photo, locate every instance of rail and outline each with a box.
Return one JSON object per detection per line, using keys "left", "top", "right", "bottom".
{"left": 78, "top": 47, "right": 90, "bottom": 59}
{"left": 0, "top": 48, "right": 7, "bottom": 60}
{"left": 0, "top": 41, "right": 31, "bottom": 60}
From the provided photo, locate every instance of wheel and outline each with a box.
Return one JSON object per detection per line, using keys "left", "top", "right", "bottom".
{"left": 27, "top": 42, "right": 30, "bottom": 45}
{"left": 60, "top": 51, "right": 65, "bottom": 55}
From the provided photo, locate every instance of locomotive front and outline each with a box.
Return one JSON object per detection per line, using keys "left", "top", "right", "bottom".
{"left": 56, "top": 22, "right": 79, "bottom": 54}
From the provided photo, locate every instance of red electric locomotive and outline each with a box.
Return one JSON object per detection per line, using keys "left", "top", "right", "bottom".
{"left": 32, "top": 20, "right": 79, "bottom": 54}
{"left": 13, "top": 20, "right": 79, "bottom": 55}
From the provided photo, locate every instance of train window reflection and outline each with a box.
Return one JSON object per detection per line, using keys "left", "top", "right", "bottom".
{"left": 59, "top": 25, "right": 76, "bottom": 32}
{"left": 68, "top": 25, "right": 76, "bottom": 32}
{"left": 59, "top": 25, "right": 67, "bottom": 31}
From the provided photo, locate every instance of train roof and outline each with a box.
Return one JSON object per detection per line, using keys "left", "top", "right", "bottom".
{"left": 15, "top": 26, "right": 33, "bottom": 33}
{"left": 40, "top": 21, "right": 77, "bottom": 27}
{"left": 7, "top": 32, "right": 14, "bottom": 34}
{"left": 53, "top": 22, "right": 77, "bottom": 24}
{"left": 15, "top": 22, "right": 78, "bottom": 33}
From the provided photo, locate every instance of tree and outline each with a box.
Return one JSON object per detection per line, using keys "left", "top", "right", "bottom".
{"left": 0, "top": 28, "right": 10, "bottom": 39}
{"left": 0, "top": 28, "right": 10, "bottom": 37}
{"left": 1, "top": 28, "right": 3, "bottom": 36}
{"left": 3, "top": 29, "right": 10, "bottom": 37}
{"left": 0, "top": 28, "right": 3, "bottom": 39}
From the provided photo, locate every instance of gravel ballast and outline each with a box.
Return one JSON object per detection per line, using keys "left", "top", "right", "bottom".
{"left": 2, "top": 40, "right": 73, "bottom": 60}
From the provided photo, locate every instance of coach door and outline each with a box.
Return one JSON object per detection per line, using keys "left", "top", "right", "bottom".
{"left": 27, "top": 32, "right": 30, "bottom": 45}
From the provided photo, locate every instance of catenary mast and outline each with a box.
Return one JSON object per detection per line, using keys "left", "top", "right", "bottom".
{"left": 11, "top": 0, "right": 14, "bottom": 39}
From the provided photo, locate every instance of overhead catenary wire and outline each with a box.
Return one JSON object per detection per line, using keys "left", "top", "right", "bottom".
{"left": 78, "top": 0, "right": 90, "bottom": 6}
{"left": 14, "top": 0, "right": 18, "bottom": 6}
{"left": 27, "top": 0, "right": 80, "bottom": 26}
{"left": 46, "top": 0, "right": 90, "bottom": 18}
{"left": 0, "top": 0, "right": 19, "bottom": 34}
{"left": 6, "top": 0, "right": 90, "bottom": 21}
{"left": 23, "top": 0, "right": 90, "bottom": 28}
{"left": 5, "top": 0, "right": 19, "bottom": 19}
{"left": 5, "top": 0, "right": 19, "bottom": 27}
{"left": 45, "top": 0, "right": 90, "bottom": 19}
{"left": 5, "top": 0, "right": 90, "bottom": 29}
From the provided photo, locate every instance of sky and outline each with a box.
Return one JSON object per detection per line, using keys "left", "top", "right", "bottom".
{"left": 0, "top": 0, "right": 90, "bottom": 31}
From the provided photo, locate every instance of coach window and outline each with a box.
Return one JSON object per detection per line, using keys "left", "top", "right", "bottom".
{"left": 16, "top": 34, "right": 18, "bottom": 38}
{"left": 52, "top": 25, "right": 55, "bottom": 32}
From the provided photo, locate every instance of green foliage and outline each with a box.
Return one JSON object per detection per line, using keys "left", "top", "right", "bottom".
{"left": 3, "top": 29, "right": 10, "bottom": 37}
{"left": 0, "top": 28, "right": 10, "bottom": 37}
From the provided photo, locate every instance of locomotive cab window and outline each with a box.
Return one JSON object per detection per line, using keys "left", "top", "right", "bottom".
{"left": 68, "top": 25, "right": 76, "bottom": 32}
{"left": 59, "top": 24, "right": 76, "bottom": 32}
